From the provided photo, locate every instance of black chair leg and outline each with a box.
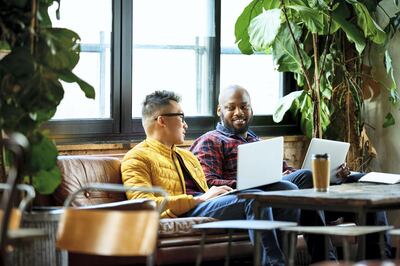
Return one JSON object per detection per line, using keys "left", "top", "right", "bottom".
{"left": 196, "top": 231, "right": 207, "bottom": 266}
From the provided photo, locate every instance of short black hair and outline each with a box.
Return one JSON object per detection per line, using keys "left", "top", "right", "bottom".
{"left": 142, "top": 90, "right": 181, "bottom": 120}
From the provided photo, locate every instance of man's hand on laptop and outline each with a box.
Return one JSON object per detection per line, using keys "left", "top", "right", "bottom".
{"left": 336, "top": 163, "right": 351, "bottom": 180}
{"left": 282, "top": 160, "right": 296, "bottom": 175}
{"left": 194, "top": 186, "right": 233, "bottom": 203}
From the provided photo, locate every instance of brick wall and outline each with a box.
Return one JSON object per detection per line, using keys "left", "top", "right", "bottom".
{"left": 57, "top": 136, "right": 309, "bottom": 168}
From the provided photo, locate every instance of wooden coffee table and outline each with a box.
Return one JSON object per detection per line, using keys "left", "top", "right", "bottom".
{"left": 238, "top": 182, "right": 400, "bottom": 264}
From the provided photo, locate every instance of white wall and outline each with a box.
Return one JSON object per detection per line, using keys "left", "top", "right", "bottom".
{"left": 365, "top": 0, "right": 400, "bottom": 228}
{"left": 366, "top": 0, "right": 400, "bottom": 173}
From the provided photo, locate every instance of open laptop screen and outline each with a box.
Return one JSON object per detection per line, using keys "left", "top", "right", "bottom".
{"left": 301, "top": 138, "right": 350, "bottom": 184}
{"left": 237, "top": 136, "right": 284, "bottom": 190}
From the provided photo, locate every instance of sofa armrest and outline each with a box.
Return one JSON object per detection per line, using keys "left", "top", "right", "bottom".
{"left": 73, "top": 198, "right": 156, "bottom": 211}
{"left": 64, "top": 183, "right": 168, "bottom": 213}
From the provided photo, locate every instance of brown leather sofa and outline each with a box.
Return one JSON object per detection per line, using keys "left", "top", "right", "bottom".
{"left": 34, "top": 155, "right": 255, "bottom": 265}
{"left": 31, "top": 155, "right": 357, "bottom": 266}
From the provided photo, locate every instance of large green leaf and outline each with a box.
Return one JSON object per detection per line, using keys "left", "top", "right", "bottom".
{"left": 272, "top": 22, "right": 311, "bottom": 73}
{"left": 29, "top": 136, "right": 58, "bottom": 172}
{"left": 295, "top": 92, "right": 313, "bottom": 138}
{"left": 332, "top": 5, "right": 366, "bottom": 54}
{"left": 235, "top": 0, "right": 264, "bottom": 54}
{"left": 59, "top": 70, "right": 96, "bottom": 99}
{"left": 19, "top": 68, "right": 64, "bottom": 111}
{"left": 248, "top": 9, "right": 281, "bottom": 51}
{"left": 7, "top": 0, "right": 28, "bottom": 8}
{"left": 235, "top": 0, "right": 280, "bottom": 54}
{"left": 32, "top": 166, "right": 61, "bottom": 195}
{"left": 320, "top": 100, "right": 331, "bottom": 132}
{"left": 273, "top": 90, "right": 304, "bottom": 122}
{"left": 352, "top": 2, "right": 386, "bottom": 44}
{"left": 383, "top": 112, "right": 395, "bottom": 128}
{"left": 0, "top": 49, "right": 61, "bottom": 130}
{"left": 0, "top": 0, "right": 93, "bottom": 196}
{"left": 38, "top": 1, "right": 54, "bottom": 27}
{"left": 37, "top": 28, "right": 81, "bottom": 70}
{"left": 0, "top": 48, "right": 35, "bottom": 78}
{"left": 287, "top": 5, "right": 339, "bottom": 34}
{"left": 0, "top": 41, "right": 11, "bottom": 50}
{"left": 384, "top": 50, "right": 399, "bottom": 104}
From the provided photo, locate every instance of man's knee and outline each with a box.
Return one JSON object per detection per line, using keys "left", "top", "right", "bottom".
{"left": 259, "top": 181, "right": 298, "bottom": 191}
{"left": 279, "top": 180, "right": 299, "bottom": 191}
{"left": 301, "top": 169, "right": 313, "bottom": 179}
{"left": 293, "top": 169, "right": 314, "bottom": 189}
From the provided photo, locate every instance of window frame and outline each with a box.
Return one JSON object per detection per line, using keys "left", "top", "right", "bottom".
{"left": 45, "top": 0, "right": 300, "bottom": 144}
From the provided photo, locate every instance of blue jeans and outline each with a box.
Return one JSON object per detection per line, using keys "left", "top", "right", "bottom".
{"left": 182, "top": 190, "right": 291, "bottom": 266}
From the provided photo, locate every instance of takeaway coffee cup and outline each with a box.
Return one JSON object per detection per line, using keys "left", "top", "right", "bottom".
{"left": 311, "top": 153, "right": 330, "bottom": 192}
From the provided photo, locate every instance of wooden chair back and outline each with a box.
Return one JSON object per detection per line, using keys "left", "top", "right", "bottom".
{"left": 56, "top": 183, "right": 167, "bottom": 266}
{"left": 56, "top": 208, "right": 159, "bottom": 256}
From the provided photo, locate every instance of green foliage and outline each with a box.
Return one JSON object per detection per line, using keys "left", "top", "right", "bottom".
{"left": 331, "top": 4, "right": 366, "bottom": 54}
{"left": 248, "top": 9, "right": 281, "bottom": 51}
{"left": 0, "top": 0, "right": 95, "bottom": 193}
{"left": 272, "top": 22, "right": 311, "bottom": 74}
{"left": 383, "top": 112, "right": 395, "bottom": 128}
{"left": 273, "top": 90, "right": 303, "bottom": 122}
{"left": 235, "top": 0, "right": 399, "bottom": 139}
{"left": 235, "top": 0, "right": 280, "bottom": 54}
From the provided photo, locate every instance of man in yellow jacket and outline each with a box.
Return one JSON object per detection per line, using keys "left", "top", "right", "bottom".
{"left": 121, "top": 90, "right": 298, "bottom": 266}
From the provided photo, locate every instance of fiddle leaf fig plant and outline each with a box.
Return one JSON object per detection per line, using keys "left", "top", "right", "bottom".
{"left": 0, "top": 0, "right": 95, "bottom": 194}
{"left": 235, "top": 0, "right": 399, "bottom": 170}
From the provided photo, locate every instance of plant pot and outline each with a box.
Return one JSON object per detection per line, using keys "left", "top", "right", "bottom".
{"left": 6, "top": 209, "right": 67, "bottom": 266}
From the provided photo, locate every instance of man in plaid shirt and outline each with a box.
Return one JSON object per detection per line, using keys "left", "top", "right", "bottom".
{"left": 190, "top": 84, "right": 312, "bottom": 190}
{"left": 190, "top": 84, "right": 337, "bottom": 263}
{"left": 190, "top": 84, "right": 392, "bottom": 260}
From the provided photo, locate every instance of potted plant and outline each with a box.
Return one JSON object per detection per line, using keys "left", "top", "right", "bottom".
{"left": 235, "top": 0, "right": 399, "bottom": 170}
{"left": 0, "top": 0, "right": 95, "bottom": 193}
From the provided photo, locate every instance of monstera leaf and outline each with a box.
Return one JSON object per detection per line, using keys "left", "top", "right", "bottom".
{"left": 271, "top": 22, "right": 311, "bottom": 74}
{"left": 287, "top": 4, "right": 340, "bottom": 34}
{"left": 248, "top": 9, "right": 281, "bottom": 51}
{"left": 235, "top": 0, "right": 280, "bottom": 54}
{"left": 273, "top": 90, "right": 304, "bottom": 123}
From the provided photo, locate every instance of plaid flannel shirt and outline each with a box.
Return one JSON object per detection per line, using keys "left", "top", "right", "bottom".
{"left": 190, "top": 123, "right": 259, "bottom": 188}
{"left": 190, "top": 123, "right": 293, "bottom": 188}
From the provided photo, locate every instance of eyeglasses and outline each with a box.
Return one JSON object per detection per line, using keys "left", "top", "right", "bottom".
{"left": 154, "top": 112, "right": 185, "bottom": 123}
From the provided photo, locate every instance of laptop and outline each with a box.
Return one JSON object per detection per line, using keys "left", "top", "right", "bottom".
{"left": 301, "top": 138, "right": 350, "bottom": 184}
{"left": 210, "top": 136, "right": 284, "bottom": 200}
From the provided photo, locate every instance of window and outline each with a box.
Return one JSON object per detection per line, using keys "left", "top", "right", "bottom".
{"left": 220, "top": 0, "right": 282, "bottom": 115}
{"left": 47, "top": 0, "right": 298, "bottom": 144}
{"left": 49, "top": 0, "right": 112, "bottom": 119}
{"left": 132, "top": 0, "right": 214, "bottom": 117}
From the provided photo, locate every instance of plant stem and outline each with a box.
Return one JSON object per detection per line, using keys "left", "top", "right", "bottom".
{"left": 280, "top": 0, "right": 313, "bottom": 93}
{"left": 0, "top": 131, "right": 6, "bottom": 183}
{"left": 318, "top": 1, "right": 334, "bottom": 79}
{"left": 312, "top": 33, "right": 322, "bottom": 138}
{"left": 30, "top": 0, "right": 38, "bottom": 54}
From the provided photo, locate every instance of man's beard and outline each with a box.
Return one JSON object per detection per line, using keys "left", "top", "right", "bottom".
{"left": 220, "top": 114, "right": 252, "bottom": 135}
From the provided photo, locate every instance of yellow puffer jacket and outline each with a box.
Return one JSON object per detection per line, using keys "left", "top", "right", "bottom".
{"left": 121, "top": 138, "right": 209, "bottom": 218}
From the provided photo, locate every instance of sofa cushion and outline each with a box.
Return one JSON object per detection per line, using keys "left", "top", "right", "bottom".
{"left": 159, "top": 217, "right": 222, "bottom": 237}
{"left": 54, "top": 156, "right": 126, "bottom": 206}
